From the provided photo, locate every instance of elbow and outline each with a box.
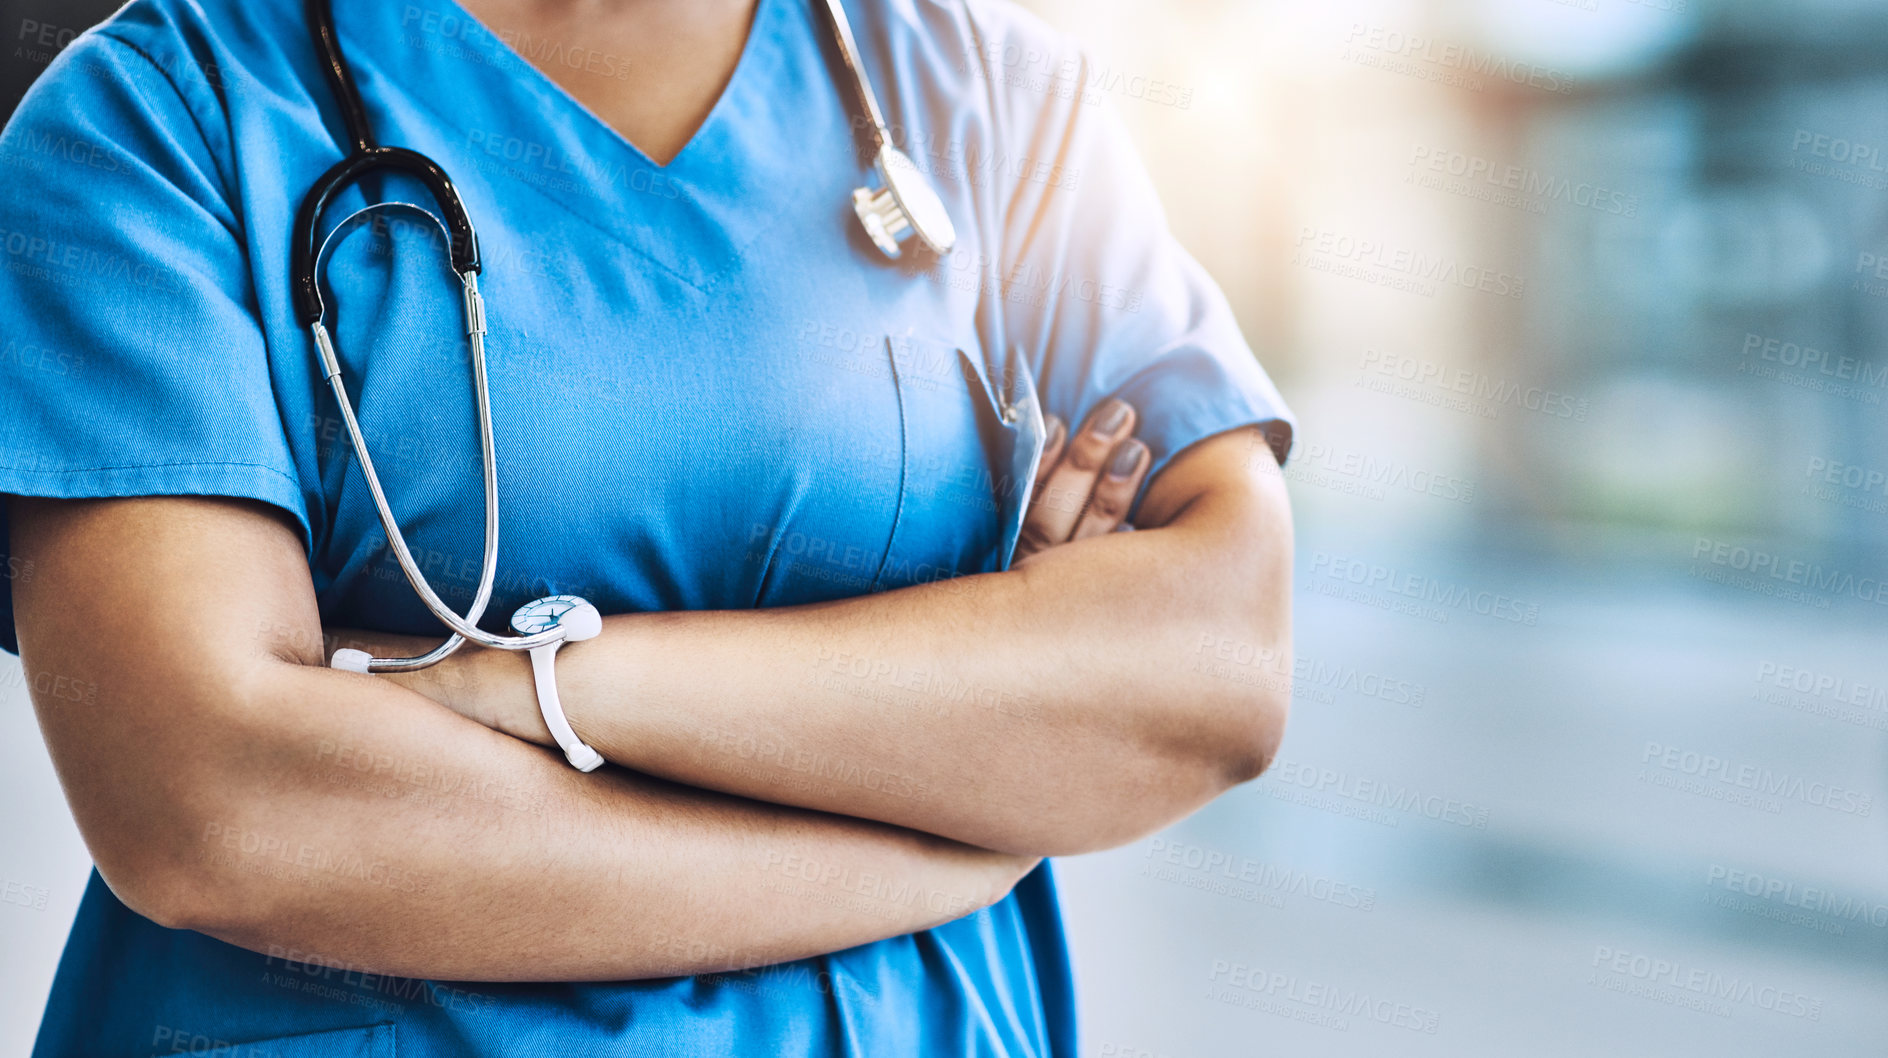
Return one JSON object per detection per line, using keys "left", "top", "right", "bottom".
{"left": 94, "top": 806, "right": 280, "bottom": 937}
{"left": 91, "top": 672, "right": 321, "bottom": 937}
{"left": 104, "top": 865, "right": 212, "bottom": 934}
{"left": 1217, "top": 679, "right": 1289, "bottom": 786}
{"left": 95, "top": 829, "right": 234, "bottom": 935}
{"left": 87, "top": 720, "right": 299, "bottom": 936}
{"left": 990, "top": 687, "right": 1290, "bottom": 858}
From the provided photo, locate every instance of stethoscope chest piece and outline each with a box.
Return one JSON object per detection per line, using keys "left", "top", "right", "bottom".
{"left": 817, "top": 0, "right": 956, "bottom": 261}
{"left": 854, "top": 144, "right": 956, "bottom": 259}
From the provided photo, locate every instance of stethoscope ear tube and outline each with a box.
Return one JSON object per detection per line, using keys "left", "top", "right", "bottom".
{"left": 310, "top": 297, "right": 569, "bottom": 668}
{"left": 296, "top": 0, "right": 967, "bottom": 676}
{"left": 295, "top": 0, "right": 481, "bottom": 324}
{"left": 295, "top": 1, "right": 564, "bottom": 673}
{"left": 293, "top": 148, "right": 483, "bottom": 324}
{"left": 304, "top": 203, "right": 563, "bottom": 669}
{"left": 306, "top": 0, "right": 374, "bottom": 154}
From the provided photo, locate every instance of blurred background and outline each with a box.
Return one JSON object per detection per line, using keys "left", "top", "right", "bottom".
{"left": 3, "top": 0, "right": 1886, "bottom": 1054}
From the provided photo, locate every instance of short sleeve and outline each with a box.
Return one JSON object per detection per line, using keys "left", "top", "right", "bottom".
{"left": 0, "top": 33, "right": 303, "bottom": 655}
{"left": 986, "top": 35, "right": 1296, "bottom": 508}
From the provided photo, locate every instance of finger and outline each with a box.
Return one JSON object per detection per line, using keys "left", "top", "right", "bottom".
{"left": 1031, "top": 415, "right": 1067, "bottom": 498}
{"left": 1070, "top": 438, "right": 1150, "bottom": 540}
{"left": 1018, "top": 398, "right": 1137, "bottom": 551}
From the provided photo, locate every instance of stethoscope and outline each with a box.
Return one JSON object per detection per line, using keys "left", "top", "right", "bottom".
{"left": 296, "top": 0, "right": 1037, "bottom": 680}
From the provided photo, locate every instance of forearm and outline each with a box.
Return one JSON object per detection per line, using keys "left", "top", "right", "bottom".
{"left": 9, "top": 494, "right": 1029, "bottom": 984}
{"left": 64, "top": 659, "right": 1030, "bottom": 982}
{"left": 374, "top": 433, "right": 1293, "bottom": 856}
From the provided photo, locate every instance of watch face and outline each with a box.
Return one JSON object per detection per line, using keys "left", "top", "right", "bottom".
{"left": 511, "top": 594, "right": 588, "bottom": 636}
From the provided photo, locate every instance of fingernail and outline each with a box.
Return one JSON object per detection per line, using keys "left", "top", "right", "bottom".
{"left": 1094, "top": 400, "right": 1130, "bottom": 435}
{"left": 1044, "top": 415, "right": 1065, "bottom": 449}
{"left": 1108, "top": 438, "right": 1147, "bottom": 478}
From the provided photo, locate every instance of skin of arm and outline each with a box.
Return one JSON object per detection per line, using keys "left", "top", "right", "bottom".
{"left": 7, "top": 495, "right": 1037, "bottom": 982}
{"left": 368, "top": 421, "right": 1294, "bottom": 858}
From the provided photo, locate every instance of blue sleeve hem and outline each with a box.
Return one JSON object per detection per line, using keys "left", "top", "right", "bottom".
{"left": 0, "top": 460, "right": 311, "bottom": 657}
{"left": 1107, "top": 351, "right": 1297, "bottom": 522}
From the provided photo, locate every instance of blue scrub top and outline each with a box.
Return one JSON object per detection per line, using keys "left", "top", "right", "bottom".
{"left": 0, "top": 0, "right": 1294, "bottom": 1054}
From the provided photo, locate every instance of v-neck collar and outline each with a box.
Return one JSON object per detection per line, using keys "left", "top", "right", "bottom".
{"left": 340, "top": 0, "right": 824, "bottom": 292}
{"left": 440, "top": 0, "right": 775, "bottom": 173}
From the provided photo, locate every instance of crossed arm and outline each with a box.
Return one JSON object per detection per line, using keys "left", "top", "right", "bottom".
{"left": 9, "top": 409, "right": 1291, "bottom": 982}
{"left": 368, "top": 414, "right": 1294, "bottom": 855}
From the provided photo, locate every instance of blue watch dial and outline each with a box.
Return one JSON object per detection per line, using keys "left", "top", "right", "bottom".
{"left": 511, "top": 594, "right": 587, "bottom": 636}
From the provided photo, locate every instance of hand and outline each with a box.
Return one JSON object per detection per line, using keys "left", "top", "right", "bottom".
{"left": 314, "top": 627, "right": 555, "bottom": 745}
{"left": 344, "top": 399, "right": 1152, "bottom": 737}
{"left": 1014, "top": 398, "right": 1150, "bottom": 561}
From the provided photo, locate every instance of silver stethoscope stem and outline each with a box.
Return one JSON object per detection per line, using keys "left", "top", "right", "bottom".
{"left": 818, "top": 0, "right": 956, "bottom": 258}
{"left": 302, "top": 5, "right": 963, "bottom": 676}
{"left": 819, "top": 0, "right": 890, "bottom": 148}
{"left": 311, "top": 268, "right": 565, "bottom": 668}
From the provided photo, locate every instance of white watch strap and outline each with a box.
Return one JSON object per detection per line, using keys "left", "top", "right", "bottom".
{"left": 528, "top": 644, "right": 604, "bottom": 772}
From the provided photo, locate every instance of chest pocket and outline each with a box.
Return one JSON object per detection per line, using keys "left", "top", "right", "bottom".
{"left": 873, "top": 332, "right": 1044, "bottom": 590}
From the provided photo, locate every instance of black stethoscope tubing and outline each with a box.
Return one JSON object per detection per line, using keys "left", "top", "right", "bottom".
{"left": 291, "top": 0, "right": 482, "bottom": 326}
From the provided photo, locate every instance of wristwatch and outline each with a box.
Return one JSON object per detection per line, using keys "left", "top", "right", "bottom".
{"left": 511, "top": 594, "right": 606, "bottom": 772}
